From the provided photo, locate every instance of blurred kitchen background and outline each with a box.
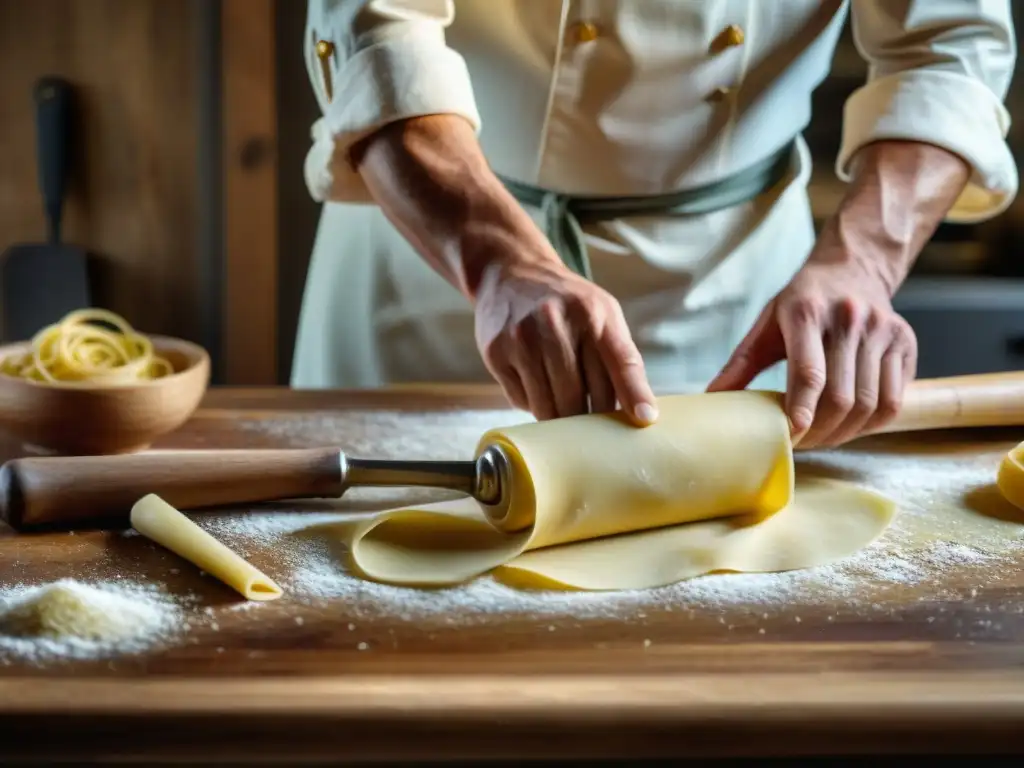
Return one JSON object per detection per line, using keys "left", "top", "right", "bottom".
{"left": 0, "top": 0, "right": 1022, "bottom": 385}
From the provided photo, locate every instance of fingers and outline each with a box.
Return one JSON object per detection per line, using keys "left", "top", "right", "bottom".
{"left": 822, "top": 332, "right": 881, "bottom": 446}
{"left": 477, "top": 282, "right": 655, "bottom": 426}
{"left": 778, "top": 299, "right": 827, "bottom": 444}
{"left": 512, "top": 356, "right": 558, "bottom": 420}
{"left": 536, "top": 302, "right": 587, "bottom": 417}
{"left": 493, "top": 364, "right": 529, "bottom": 412}
{"left": 863, "top": 327, "right": 916, "bottom": 434}
{"left": 581, "top": 342, "right": 616, "bottom": 413}
{"left": 804, "top": 312, "right": 918, "bottom": 446}
{"left": 799, "top": 301, "right": 861, "bottom": 448}
{"left": 867, "top": 349, "right": 904, "bottom": 432}
{"left": 489, "top": 299, "right": 640, "bottom": 423}
{"left": 594, "top": 305, "right": 658, "bottom": 426}
{"left": 706, "top": 305, "right": 785, "bottom": 393}
{"left": 509, "top": 321, "right": 559, "bottom": 421}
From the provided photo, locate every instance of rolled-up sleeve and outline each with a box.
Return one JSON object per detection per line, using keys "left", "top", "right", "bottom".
{"left": 304, "top": 0, "right": 481, "bottom": 203}
{"left": 838, "top": 0, "right": 1018, "bottom": 222}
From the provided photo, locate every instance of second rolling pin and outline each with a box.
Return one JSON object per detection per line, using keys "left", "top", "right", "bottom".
{"left": 3, "top": 371, "right": 1024, "bottom": 531}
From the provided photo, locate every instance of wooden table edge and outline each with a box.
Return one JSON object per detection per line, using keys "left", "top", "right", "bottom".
{"left": 4, "top": 670, "right": 1024, "bottom": 714}
{"left": 3, "top": 672, "right": 1024, "bottom": 760}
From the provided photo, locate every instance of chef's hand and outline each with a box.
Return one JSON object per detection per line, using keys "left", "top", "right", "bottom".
{"left": 706, "top": 140, "right": 971, "bottom": 448}
{"left": 353, "top": 114, "right": 658, "bottom": 426}
{"left": 474, "top": 256, "right": 659, "bottom": 425}
{"left": 706, "top": 254, "right": 916, "bottom": 448}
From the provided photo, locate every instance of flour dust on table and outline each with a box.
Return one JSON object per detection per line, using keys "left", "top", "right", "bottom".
{"left": 0, "top": 579, "right": 186, "bottom": 663}
{"left": 236, "top": 408, "right": 537, "bottom": 456}
{"left": 195, "top": 498, "right": 1003, "bottom": 624}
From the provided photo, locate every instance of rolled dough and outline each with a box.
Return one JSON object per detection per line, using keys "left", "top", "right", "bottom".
{"left": 997, "top": 441, "right": 1024, "bottom": 510}
{"left": 344, "top": 391, "right": 896, "bottom": 590}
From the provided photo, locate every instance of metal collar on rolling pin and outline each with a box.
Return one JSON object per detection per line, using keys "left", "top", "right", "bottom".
{"left": 338, "top": 444, "right": 515, "bottom": 528}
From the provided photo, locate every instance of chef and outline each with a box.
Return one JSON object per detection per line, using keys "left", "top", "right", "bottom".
{"left": 294, "top": 0, "right": 1016, "bottom": 447}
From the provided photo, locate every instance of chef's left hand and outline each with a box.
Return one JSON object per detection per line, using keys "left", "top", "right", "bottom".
{"left": 706, "top": 249, "right": 917, "bottom": 449}
{"left": 706, "top": 140, "right": 975, "bottom": 448}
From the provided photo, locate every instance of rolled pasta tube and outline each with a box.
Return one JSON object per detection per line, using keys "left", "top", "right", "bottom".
{"left": 131, "top": 493, "right": 283, "bottom": 601}
{"left": 347, "top": 390, "right": 803, "bottom": 587}
{"left": 482, "top": 389, "right": 795, "bottom": 540}
{"left": 345, "top": 391, "right": 895, "bottom": 590}
{"left": 997, "top": 442, "right": 1024, "bottom": 510}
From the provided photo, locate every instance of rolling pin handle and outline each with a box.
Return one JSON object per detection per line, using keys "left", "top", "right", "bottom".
{"left": 0, "top": 449, "right": 347, "bottom": 531}
{"left": 878, "top": 371, "right": 1024, "bottom": 436}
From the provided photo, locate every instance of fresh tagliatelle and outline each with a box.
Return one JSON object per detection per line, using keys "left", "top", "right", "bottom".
{"left": 0, "top": 308, "right": 174, "bottom": 385}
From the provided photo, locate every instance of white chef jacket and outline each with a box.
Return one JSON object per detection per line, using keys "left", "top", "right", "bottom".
{"left": 292, "top": 0, "right": 1017, "bottom": 394}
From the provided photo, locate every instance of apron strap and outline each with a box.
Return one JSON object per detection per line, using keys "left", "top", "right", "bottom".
{"left": 499, "top": 140, "right": 796, "bottom": 280}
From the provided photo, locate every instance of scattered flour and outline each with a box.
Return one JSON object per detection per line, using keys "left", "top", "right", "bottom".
{"left": 235, "top": 408, "right": 535, "bottom": 457}
{"left": 0, "top": 579, "right": 183, "bottom": 663}
{"left": 197, "top": 506, "right": 1003, "bottom": 624}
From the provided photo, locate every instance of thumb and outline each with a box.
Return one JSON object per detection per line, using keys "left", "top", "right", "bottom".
{"left": 706, "top": 305, "right": 784, "bottom": 393}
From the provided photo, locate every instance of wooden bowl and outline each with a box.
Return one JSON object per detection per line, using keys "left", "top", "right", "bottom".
{"left": 0, "top": 335, "right": 210, "bottom": 455}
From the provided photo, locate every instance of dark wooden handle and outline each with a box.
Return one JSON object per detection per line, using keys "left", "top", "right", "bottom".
{"left": 0, "top": 448, "right": 344, "bottom": 531}
{"left": 33, "top": 76, "right": 73, "bottom": 244}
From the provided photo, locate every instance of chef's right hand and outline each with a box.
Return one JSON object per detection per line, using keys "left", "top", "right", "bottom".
{"left": 351, "top": 114, "right": 656, "bottom": 425}
{"left": 473, "top": 256, "right": 659, "bottom": 425}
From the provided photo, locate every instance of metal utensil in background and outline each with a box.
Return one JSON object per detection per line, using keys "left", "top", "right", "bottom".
{"left": 0, "top": 76, "right": 92, "bottom": 342}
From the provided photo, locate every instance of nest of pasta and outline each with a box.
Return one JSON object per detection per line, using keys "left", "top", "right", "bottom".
{"left": 0, "top": 309, "right": 174, "bottom": 386}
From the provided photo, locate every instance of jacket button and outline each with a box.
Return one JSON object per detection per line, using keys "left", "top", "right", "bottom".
{"left": 711, "top": 24, "right": 745, "bottom": 54}
{"left": 570, "top": 20, "right": 600, "bottom": 43}
{"left": 315, "top": 39, "right": 335, "bottom": 102}
{"left": 315, "top": 39, "right": 334, "bottom": 60}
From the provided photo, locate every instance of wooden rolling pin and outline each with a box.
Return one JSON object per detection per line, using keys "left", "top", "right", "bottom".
{"left": 2, "top": 371, "right": 1023, "bottom": 531}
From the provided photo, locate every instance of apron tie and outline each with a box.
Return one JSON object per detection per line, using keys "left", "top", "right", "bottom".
{"left": 499, "top": 140, "right": 795, "bottom": 280}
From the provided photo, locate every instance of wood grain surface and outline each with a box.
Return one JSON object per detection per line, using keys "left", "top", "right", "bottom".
{"left": 222, "top": 0, "right": 278, "bottom": 386}
{"left": 1, "top": 386, "right": 1024, "bottom": 762}
{"left": 0, "top": 0, "right": 202, "bottom": 343}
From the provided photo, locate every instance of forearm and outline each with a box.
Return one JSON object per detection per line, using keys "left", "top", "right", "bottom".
{"left": 820, "top": 140, "right": 971, "bottom": 293}
{"left": 351, "top": 115, "right": 557, "bottom": 300}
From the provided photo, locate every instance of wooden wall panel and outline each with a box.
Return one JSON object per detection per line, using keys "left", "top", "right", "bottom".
{"left": 222, "top": 0, "right": 278, "bottom": 385}
{"left": 275, "top": 0, "right": 321, "bottom": 385}
{"left": 0, "top": 0, "right": 201, "bottom": 342}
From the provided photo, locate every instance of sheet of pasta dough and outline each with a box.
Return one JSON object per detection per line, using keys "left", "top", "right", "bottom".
{"left": 344, "top": 391, "right": 896, "bottom": 590}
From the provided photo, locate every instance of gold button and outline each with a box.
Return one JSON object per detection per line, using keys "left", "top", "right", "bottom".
{"left": 570, "top": 21, "right": 600, "bottom": 43}
{"left": 710, "top": 24, "right": 745, "bottom": 54}
{"left": 724, "top": 24, "right": 745, "bottom": 47}
{"left": 315, "top": 39, "right": 335, "bottom": 102}
{"left": 315, "top": 39, "right": 334, "bottom": 60}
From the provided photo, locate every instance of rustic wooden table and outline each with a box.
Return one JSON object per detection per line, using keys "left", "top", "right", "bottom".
{"left": 1, "top": 386, "right": 1024, "bottom": 763}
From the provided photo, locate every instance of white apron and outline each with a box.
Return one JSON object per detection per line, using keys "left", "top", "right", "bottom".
{"left": 292, "top": 0, "right": 1016, "bottom": 394}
